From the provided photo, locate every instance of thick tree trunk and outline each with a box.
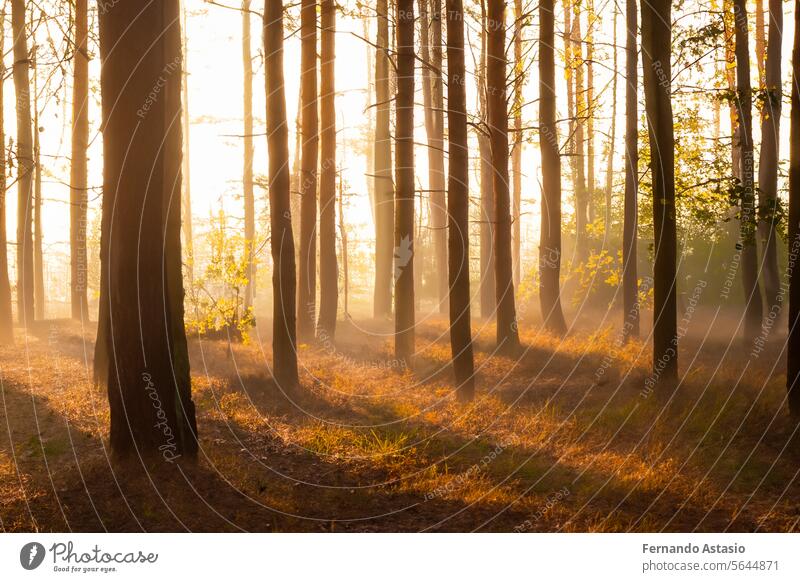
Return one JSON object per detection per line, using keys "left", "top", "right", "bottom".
{"left": 317, "top": 0, "right": 338, "bottom": 339}
{"left": 98, "top": 0, "right": 197, "bottom": 458}
{"left": 734, "top": 0, "right": 763, "bottom": 339}
{"left": 70, "top": 0, "right": 89, "bottom": 321}
{"left": 445, "top": 0, "right": 476, "bottom": 401}
{"left": 757, "top": 0, "right": 782, "bottom": 312}
{"left": 511, "top": 0, "right": 522, "bottom": 286}
{"left": 265, "top": 0, "right": 299, "bottom": 388}
{"left": 788, "top": 0, "right": 800, "bottom": 416}
{"left": 12, "top": 0, "right": 34, "bottom": 328}
{"left": 539, "top": 0, "right": 567, "bottom": 336}
{"left": 373, "top": 0, "right": 394, "bottom": 319}
{"left": 395, "top": 0, "right": 415, "bottom": 361}
{"left": 0, "top": 16, "right": 13, "bottom": 343}
{"left": 641, "top": 0, "right": 677, "bottom": 384}
{"left": 622, "top": 0, "right": 639, "bottom": 341}
{"left": 242, "top": 0, "right": 256, "bottom": 312}
{"left": 478, "top": 0, "right": 495, "bottom": 319}
{"left": 488, "top": 0, "right": 520, "bottom": 353}
{"left": 297, "top": 0, "right": 319, "bottom": 340}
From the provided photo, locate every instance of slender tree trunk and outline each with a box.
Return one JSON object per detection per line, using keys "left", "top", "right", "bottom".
{"left": 338, "top": 176, "right": 349, "bottom": 316}
{"left": 622, "top": 0, "right": 639, "bottom": 341}
{"left": 33, "top": 56, "right": 44, "bottom": 321}
{"left": 445, "top": 0, "right": 476, "bottom": 401}
{"left": 572, "top": 2, "right": 588, "bottom": 258}
{"left": 539, "top": 0, "right": 567, "bottom": 336}
{"left": 757, "top": 0, "right": 782, "bottom": 311}
{"left": 787, "top": 0, "right": 800, "bottom": 416}
{"left": 265, "top": 0, "right": 299, "bottom": 388}
{"left": 641, "top": 0, "right": 677, "bottom": 384}
{"left": 181, "top": 0, "right": 193, "bottom": 283}
{"left": 98, "top": 0, "right": 197, "bottom": 458}
{"left": 478, "top": 0, "right": 495, "bottom": 319}
{"left": 297, "top": 0, "right": 319, "bottom": 340}
{"left": 586, "top": 0, "right": 595, "bottom": 228}
{"left": 755, "top": 0, "right": 765, "bottom": 86}
{"left": 373, "top": 0, "right": 394, "bottom": 319}
{"left": 243, "top": 0, "right": 256, "bottom": 312}
{"left": 395, "top": 0, "right": 416, "bottom": 361}
{"left": 562, "top": 0, "right": 576, "bottom": 224}
{"left": 12, "top": 0, "right": 34, "bottom": 328}
{"left": 318, "top": 0, "right": 338, "bottom": 339}
{"left": 511, "top": 0, "right": 523, "bottom": 286}
{"left": 604, "top": 2, "right": 617, "bottom": 249}
{"left": 488, "top": 0, "right": 520, "bottom": 353}
{"left": 734, "top": 0, "right": 763, "bottom": 339}
{"left": 723, "top": 0, "right": 740, "bottom": 182}
{"left": 0, "top": 12, "right": 13, "bottom": 343}
{"left": 70, "top": 0, "right": 89, "bottom": 321}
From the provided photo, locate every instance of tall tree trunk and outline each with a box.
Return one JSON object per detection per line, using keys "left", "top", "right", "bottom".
{"left": 723, "top": 0, "right": 740, "bottom": 181}
{"left": 318, "top": 0, "right": 338, "bottom": 339}
{"left": 734, "top": 0, "right": 763, "bottom": 339}
{"left": 622, "top": 0, "right": 639, "bottom": 341}
{"left": 757, "top": 0, "right": 782, "bottom": 311}
{"left": 98, "top": 0, "right": 197, "bottom": 458}
{"left": 511, "top": 0, "right": 523, "bottom": 286}
{"left": 33, "top": 55, "right": 44, "bottom": 321}
{"left": 0, "top": 12, "right": 13, "bottom": 343}
{"left": 478, "top": 0, "right": 495, "bottom": 319}
{"left": 787, "top": 0, "right": 800, "bottom": 416}
{"left": 641, "top": 0, "right": 677, "bottom": 384}
{"left": 297, "top": 0, "right": 319, "bottom": 340}
{"left": 572, "top": 1, "right": 588, "bottom": 258}
{"left": 70, "top": 0, "right": 89, "bottom": 321}
{"left": 539, "top": 0, "right": 567, "bottom": 336}
{"left": 755, "top": 0, "right": 766, "bottom": 86}
{"left": 339, "top": 176, "right": 349, "bottom": 315}
{"left": 373, "top": 0, "right": 394, "bottom": 319}
{"left": 604, "top": 2, "right": 617, "bottom": 248}
{"left": 265, "top": 0, "right": 299, "bottom": 388}
{"left": 242, "top": 0, "right": 256, "bottom": 312}
{"left": 181, "top": 0, "right": 193, "bottom": 283}
{"left": 562, "top": 0, "right": 576, "bottom": 231}
{"left": 445, "top": 0, "right": 476, "bottom": 401}
{"left": 395, "top": 0, "right": 416, "bottom": 361}
{"left": 12, "top": 0, "right": 34, "bottom": 328}
{"left": 586, "top": 0, "right": 595, "bottom": 227}
{"left": 488, "top": 0, "right": 520, "bottom": 353}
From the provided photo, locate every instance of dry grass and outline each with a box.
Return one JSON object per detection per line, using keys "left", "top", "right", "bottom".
{"left": 1, "top": 311, "right": 799, "bottom": 532}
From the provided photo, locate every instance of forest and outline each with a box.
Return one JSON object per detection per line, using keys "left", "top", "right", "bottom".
{"left": 0, "top": 0, "right": 799, "bottom": 533}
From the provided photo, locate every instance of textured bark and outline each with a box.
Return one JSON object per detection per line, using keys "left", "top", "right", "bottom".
{"left": 242, "top": 0, "right": 255, "bottom": 311}
{"left": 297, "top": 0, "right": 319, "bottom": 340}
{"left": 723, "top": 0, "right": 740, "bottom": 181}
{"left": 395, "top": 0, "right": 415, "bottom": 361}
{"left": 511, "top": 0, "right": 522, "bottom": 286}
{"left": 622, "top": 0, "right": 639, "bottom": 341}
{"left": 478, "top": 0, "right": 495, "bottom": 319}
{"left": 788, "top": 0, "right": 800, "bottom": 416}
{"left": 70, "top": 0, "right": 89, "bottom": 321}
{"left": 586, "top": 0, "right": 595, "bottom": 227}
{"left": 488, "top": 0, "right": 520, "bottom": 353}
{"left": 265, "top": 0, "right": 299, "bottom": 388}
{"left": 98, "top": 0, "right": 197, "bottom": 458}
{"left": 445, "top": 0, "right": 476, "bottom": 401}
{"left": 181, "top": 0, "right": 193, "bottom": 283}
{"left": 734, "top": 0, "right": 763, "bottom": 340}
{"left": 562, "top": 0, "right": 576, "bottom": 219}
{"left": 538, "top": 0, "right": 567, "bottom": 336}
{"left": 572, "top": 1, "right": 588, "bottom": 258}
{"left": 641, "top": 0, "right": 677, "bottom": 383}
{"left": 0, "top": 14, "right": 13, "bottom": 343}
{"left": 317, "top": 0, "right": 338, "bottom": 339}
{"left": 757, "top": 0, "right": 782, "bottom": 311}
{"left": 12, "top": 0, "right": 34, "bottom": 327}
{"left": 373, "top": 0, "right": 394, "bottom": 319}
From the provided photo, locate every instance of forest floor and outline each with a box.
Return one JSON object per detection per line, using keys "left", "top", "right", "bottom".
{"left": 1, "top": 309, "right": 799, "bottom": 532}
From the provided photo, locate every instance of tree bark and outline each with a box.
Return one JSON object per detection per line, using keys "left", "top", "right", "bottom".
{"left": 539, "top": 0, "right": 567, "bottom": 336}
{"left": 586, "top": 0, "right": 595, "bottom": 227}
{"left": 11, "top": 0, "right": 34, "bottom": 328}
{"left": 757, "top": 0, "right": 782, "bottom": 311}
{"left": 622, "top": 0, "right": 639, "bottom": 341}
{"left": 33, "top": 56, "right": 44, "bottom": 321}
{"left": 242, "top": 0, "right": 256, "bottom": 312}
{"left": 373, "top": 0, "right": 394, "bottom": 319}
{"left": 265, "top": 0, "right": 299, "bottom": 388}
{"left": 395, "top": 0, "right": 416, "bottom": 361}
{"left": 603, "top": 2, "right": 617, "bottom": 249}
{"left": 181, "top": 0, "right": 193, "bottom": 284}
{"left": 787, "top": 0, "right": 800, "bottom": 416}
{"left": 488, "top": 0, "right": 520, "bottom": 353}
{"left": 572, "top": 0, "right": 588, "bottom": 258}
{"left": 641, "top": 0, "right": 677, "bottom": 384}
{"left": 511, "top": 0, "right": 523, "bottom": 286}
{"left": 297, "top": 0, "right": 319, "bottom": 340}
{"left": 317, "top": 0, "right": 338, "bottom": 340}
{"left": 733, "top": 0, "right": 763, "bottom": 340}
{"left": 445, "top": 0, "right": 476, "bottom": 401}
{"left": 70, "top": 0, "right": 89, "bottom": 321}
{"left": 98, "top": 0, "right": 197, "bottom": 458}
{"left": 0, "top": 12, "right": 13, "bottom": 343}
{"left": 478, "top": 0, "right": 495, "bottom": 319}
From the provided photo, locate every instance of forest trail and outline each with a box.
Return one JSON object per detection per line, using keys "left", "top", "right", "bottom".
{"left": 1, "top": 316, "right": 798, "bottom": 532}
